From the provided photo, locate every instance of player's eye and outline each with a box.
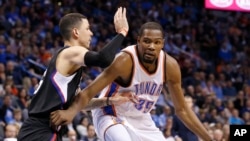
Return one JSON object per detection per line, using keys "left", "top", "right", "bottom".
{"left": 155, "top": 41, "right": 162, "bottom": 44}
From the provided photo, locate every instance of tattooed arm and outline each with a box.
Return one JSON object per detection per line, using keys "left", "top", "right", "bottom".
{"left": 83, "top": 92, "right": 138, "bottom": 111}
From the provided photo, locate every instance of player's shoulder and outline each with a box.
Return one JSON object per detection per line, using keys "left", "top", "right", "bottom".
{"left": 118, "top": 45, "right": 136, "bottom": 57}
{"left": 115, "top": 51, "right": 133, "bottom": 63}
{"left": 165, "top": 53, "right": 179, "bottom": 67}
{"left": 121, "top": 45, "right": 136, "bottom": 51}
{"left": 60, "top": 45, "right": 89, "bottom": 56}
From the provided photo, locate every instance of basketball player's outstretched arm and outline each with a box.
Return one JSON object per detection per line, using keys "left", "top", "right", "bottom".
{"left": 50, "top": 52, "right": 132, "bottom": 125}
{"left": 165, "top": 54, "right": 213, "bottom": 141}
{"left": 62, "top": 7, "right": 129, "bottom": 68}
{"left": 83, "top": 92, "right": 138, "bottom": 111}
{"left": 84, "top": 8, "right": 129, "bottom": 68}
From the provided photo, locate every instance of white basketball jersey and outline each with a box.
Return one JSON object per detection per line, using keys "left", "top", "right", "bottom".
{"left": 93, "top": 45, "right": 166, "bottom": 117}
{"left": 92, "top": 45, "right": 167, "bottom": 141}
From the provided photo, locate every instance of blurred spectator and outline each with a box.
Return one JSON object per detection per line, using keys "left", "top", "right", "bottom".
{"left": 212, "top": 80, "right": 223, "bottom": 100}
{"left": 222, "top": 124, "right": 230, "bottom": 141}
{"left": 81, "top": 124, "right": 100, "bottom": 141}
{"left": 158, "top": 105, "right": 172, "bottom": 130}
{"left": 233, "top": 90, "right": 246, "bottom": 116}
{"left": 216, "top": 109, "right": 229, "bottom": 125}
{"left": 242, "top": 112, "right": 250, "bottom": 124}
{"left": 0, "top": 95, "right": 16, "bottom": 124}
{"left": 12, "top": 109, "right": 22, "bottom": 129}
{"left": 3, "top": 124, "right": 18, "bottom": 141}
{"left": 240, "top": 99, "right": 250, "bottom": 116}
{"left": 213, "top": 129, "right": 225, "bottom": 141}
{"left": 63, "top": 129, "right": 77, "bottom": 141}
{"left": 229, "top": 108, "right": 244, "bottom": 125}
{"left": 171, "top": 95, "right": 199, "bottom": 141}
{"left": 163, "top": 118, "right": 175, "bottom": 141}
{"left": 150, "top": 106, "right": 160, "bottom": 128}
{"left": 223, "top": 80, "right": 237, "bottom": 98}
{"left": 76, "top": 117, "right": 89, "bottom": 139}
{"left": 0, "top": 63, "right": 6, "bottom": 84}
{"left": 27, "top": 77, "right": 39, "bottom": 97}
{"left": 16, "top": 88, "right": 29, "bottom": 110}
{"left": 5, "top": 61, "right": 23, "bottom": 85}
{"left": 214, "top": 99, "right": 224, "bottom": 113}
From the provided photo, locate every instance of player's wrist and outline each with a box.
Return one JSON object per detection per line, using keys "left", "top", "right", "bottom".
{"left": 106, "top": 97, "right": 111, "bottom": 106}
{"left": 67, "top": 107, "right": 78, "bottom": 117}
{"left": 118, "top": 28, "right": 128, "bottom": 36}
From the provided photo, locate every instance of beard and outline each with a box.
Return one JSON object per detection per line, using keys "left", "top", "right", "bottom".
{"left": 143, "top": 54, "right": 155, "bottom": 64}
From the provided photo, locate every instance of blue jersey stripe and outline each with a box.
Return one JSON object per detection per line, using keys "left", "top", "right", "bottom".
{"left": 50, "top": 71, "right": 65, "bottom": 104}
{"left": 103, "top": 83, "right": 118, "bottom": 116}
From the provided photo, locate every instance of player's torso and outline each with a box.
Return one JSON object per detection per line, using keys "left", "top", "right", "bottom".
{"left": 94, "top": 45, "right": 166, "bottom": 117}
{"left": 28, "top": 47, "right": 83, "bottom": 117}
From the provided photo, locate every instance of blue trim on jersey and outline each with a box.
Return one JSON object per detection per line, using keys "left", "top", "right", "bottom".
{"left": 103, "top": 83, "right": 118, "bottom": 116}
{"left": 50, "top": 71, "right": 66, "bottom": 104}
{"left": 49, "top": 132, "right": 57, "bottom": 141}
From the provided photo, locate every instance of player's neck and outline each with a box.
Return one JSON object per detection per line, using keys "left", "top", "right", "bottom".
{"left": 64, "top": 39, "right": 79, "bottom": 47}
{"left": 142, "top": 61, "right": 157, "bottom": 73}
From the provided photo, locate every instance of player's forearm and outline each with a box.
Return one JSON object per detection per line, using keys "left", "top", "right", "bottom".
{"left": 67, "top": 91, "right": 92, "bottom": 117}
{"left": 83, "top": 98, "right": 108, "bottom": 111}
{"left": 84, "top": 33, "right": 125, "bottom": 68}
{"left": 176, "top": 108, "right": 212, "bottom": 141}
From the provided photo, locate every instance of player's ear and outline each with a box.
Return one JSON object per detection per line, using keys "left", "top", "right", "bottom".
{"left": 72, "top": 28, "right": 79, "bottom": 38}
{"left": 161, "top": 39, "right": 165, "bottom": 49}
{"left": 137, "top": 36, "right": 141, "bottom": 43}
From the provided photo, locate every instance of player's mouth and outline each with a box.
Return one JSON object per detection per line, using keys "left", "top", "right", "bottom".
{"left": 145, "top": 52, "right": 155, "bottom": 57}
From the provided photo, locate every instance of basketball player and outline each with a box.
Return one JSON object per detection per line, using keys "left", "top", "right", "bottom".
{"left": 50, "top": 22, "right": 214, "bottom": 141}
{"left": 17, "top": 7, "right": 130, "bottom": 141}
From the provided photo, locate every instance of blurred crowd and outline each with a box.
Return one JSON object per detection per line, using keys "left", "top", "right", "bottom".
{"left": 0, "top": 0, "right": 249, "bottom": 141}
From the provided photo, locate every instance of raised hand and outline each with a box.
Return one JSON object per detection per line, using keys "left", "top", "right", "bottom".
{"left": 114, "top": 7, "right": 129, "bottom": 36}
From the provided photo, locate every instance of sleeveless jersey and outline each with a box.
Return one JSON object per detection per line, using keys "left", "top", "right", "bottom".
{"left": 28, "top": 47, "right": 83, "bottom": 117}
{"left": 93, "top": 45, "right": 166, "bottom": 118}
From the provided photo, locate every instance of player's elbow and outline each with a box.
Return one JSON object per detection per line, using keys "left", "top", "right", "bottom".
{"left": 175, "top": 108, "right": 188, "bottom": 119}
{"left": 84, "top": 51, "right": 115, "bottom": 68}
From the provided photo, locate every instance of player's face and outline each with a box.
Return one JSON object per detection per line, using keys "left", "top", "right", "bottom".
{"left": 137, "top": 29, "right": 164, "bottom": 64}
{"left": 77, "top": 19, "right": 93, "bottom": 48}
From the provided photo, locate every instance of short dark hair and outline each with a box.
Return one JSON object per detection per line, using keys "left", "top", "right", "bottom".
{"left": 59, "top": 13, "right": 87, "bottom": 40}
{"left": 138, "top": 22, "right": 164, "bottom": 37}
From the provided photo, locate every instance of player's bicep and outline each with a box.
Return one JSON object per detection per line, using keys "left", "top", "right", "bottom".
{"left": 63, "top": 46, "right": 88, "bottom": 66}
{"left": 85, "top": 52, "right": 131, "bottom": 98}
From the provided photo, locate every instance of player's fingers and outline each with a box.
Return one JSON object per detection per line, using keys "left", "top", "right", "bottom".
{"left": 114, "top": 9, "right": 118, "bottom": 22}
{"left": 54, "top": 117, "right": 63, "bottom": 126}
{"left": 50, "top": 114, "right": 59, "bottom": 125}
{"left": 130, "top": 98, "right": 139, "bottom": 104}
{"left": 130, "top": 95, "right": 139, "bottom": 104}
{"left": 50, "top": 112, "right": 64, "bottom": 126}
{"left": 50, "top": 111, "right": 56, "bottom": 118}
{"left": 122, "top": 8, "right": 126, "bottom": 18}
{"left": 117, "top": 7, "right": 122, "bottom": 18}
{"left": 133, "top": 93, "right": 139, "bottom": 100}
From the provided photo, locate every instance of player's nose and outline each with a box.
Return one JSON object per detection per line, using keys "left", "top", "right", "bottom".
{"left": 90, "top": 31, "right": 93, "bottom": 37}
{"left": 148, "top": 44, "right": 155, "bottom": 51}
